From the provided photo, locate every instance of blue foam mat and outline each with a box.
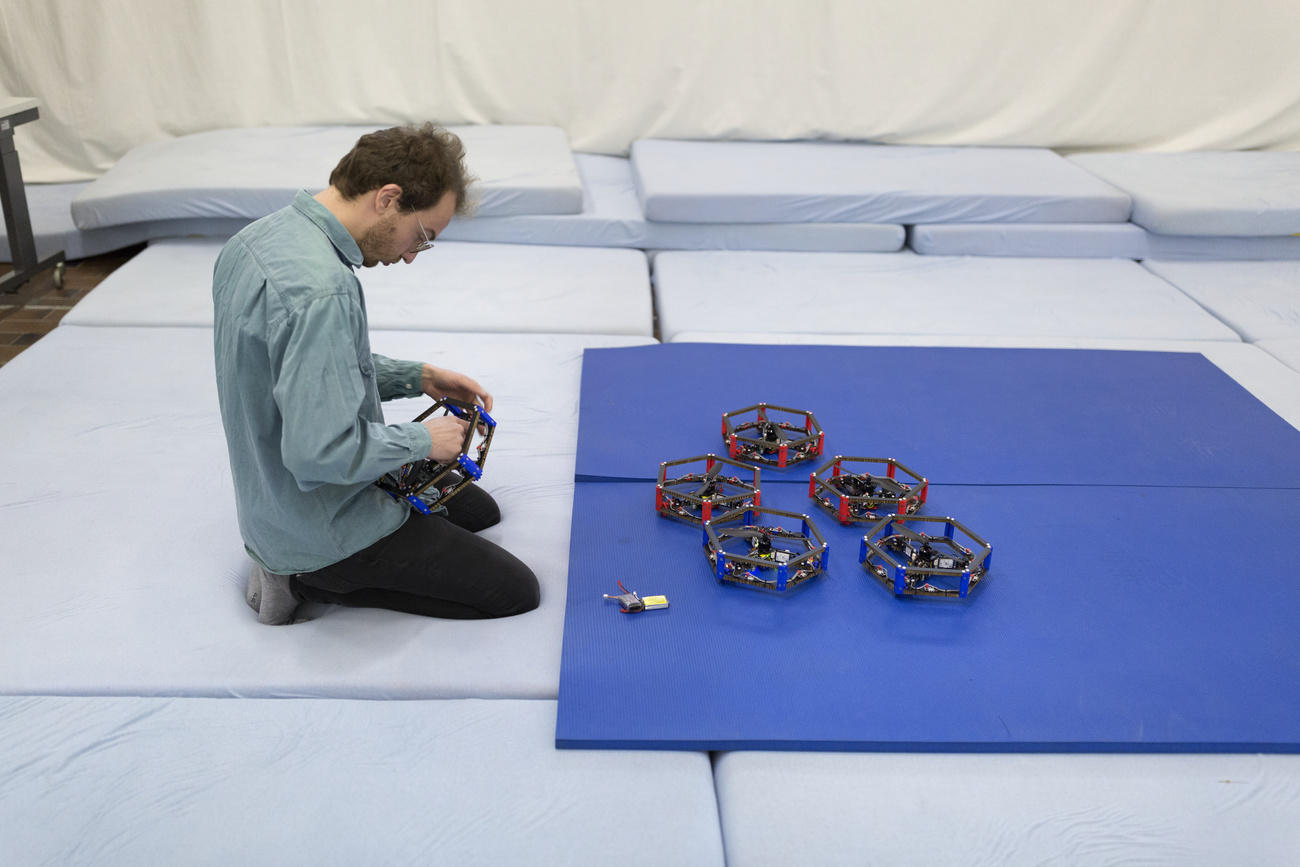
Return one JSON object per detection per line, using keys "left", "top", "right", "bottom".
{"left": 557, "top": 482, "right": 1300, "bottom": 751}
{"left": 575, "top": 344, "right": 1300, "bottom": 489}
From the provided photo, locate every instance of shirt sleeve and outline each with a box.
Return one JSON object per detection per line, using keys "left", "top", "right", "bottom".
{"left": 373, "top": 353, "right": 426, "bottom": 401}
{"left": 271, "top": 294, "right": 432, "bottom": 488}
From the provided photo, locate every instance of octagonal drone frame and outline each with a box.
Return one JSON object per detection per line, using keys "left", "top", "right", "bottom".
{"left": 809, "top": 455, "right": 929, "bottom": 524}
{"left": 376, "top": 396, "right": 497, "bottom": 515}
{"left": 722, "top": 402, "right": 825, "bottom": 468}
{"left": 656, "top": 453, "right": 762, "bottom": 526}
{"left": 703, "top": 506, "right": 828, "bottom": 592}
{"left": 859, "top": 514, "right": 992, "bottom": 599}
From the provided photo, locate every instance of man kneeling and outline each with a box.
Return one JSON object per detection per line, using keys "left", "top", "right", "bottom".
{"left": 212, "top": 123, "right": 539, "bottom": 624}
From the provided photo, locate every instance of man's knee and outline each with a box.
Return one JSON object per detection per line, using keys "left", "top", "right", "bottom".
{"left": 444, "top": 484, "right": 501, "bottom": 533}
{"left": 494, "top": 563, "right": 540, "bottom": 617}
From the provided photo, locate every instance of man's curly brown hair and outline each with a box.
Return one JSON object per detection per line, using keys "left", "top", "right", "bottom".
{"left": 329, "top": 123, "right": 475, "bottom": 215}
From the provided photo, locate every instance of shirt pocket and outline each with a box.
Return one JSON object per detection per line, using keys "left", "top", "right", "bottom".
{"left": 355, "top": 351, "right": 384, "bottom": 419}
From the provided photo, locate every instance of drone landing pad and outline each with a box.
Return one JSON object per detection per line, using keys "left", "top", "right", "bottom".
{"left": 560, "top": 342, "right": 1300, "bottom": 752}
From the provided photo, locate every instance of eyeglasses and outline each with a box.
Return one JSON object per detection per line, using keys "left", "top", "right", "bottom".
{"left": 411, "top": 214, "right": 435, "bottom": 254}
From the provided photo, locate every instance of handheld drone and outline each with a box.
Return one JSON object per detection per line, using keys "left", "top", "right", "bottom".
{"left": 722, "top": 403, "right": 824, "bottom": 468}
{"left": 656, "top": 454, "right": 761, "bottom": 526}
{"left": 703, "top": 506, "right": 828, "bottom": 592}
{"left": 376, "top": 397, "right": 496, "bottom": 515}
{"left": 809, "top": 455, "right": 929, "bottom": 524}
{"left": 859, "top": 514, "right": 991, "bottom": 599}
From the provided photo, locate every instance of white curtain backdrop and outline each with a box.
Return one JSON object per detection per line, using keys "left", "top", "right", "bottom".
{"left": 2, "top": 0, "right": 1298, "bottom": 181}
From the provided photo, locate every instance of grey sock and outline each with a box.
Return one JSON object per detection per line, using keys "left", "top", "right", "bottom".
{"left": 251, "top": 564, "right": 300, "bottom": 625}
{"left": 245, "top": 565, "right": 263, "bottom": 612}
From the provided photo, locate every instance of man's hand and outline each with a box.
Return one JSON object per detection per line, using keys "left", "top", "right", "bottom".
{"left": 423, "top": 416, "right": 471, "bottom": 463}
{"left": 422, "top": 364, "right": 492, "bottom": 412}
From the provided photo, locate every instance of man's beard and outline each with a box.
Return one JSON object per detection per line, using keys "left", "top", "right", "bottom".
{"left": 357, "top": 215, "right": 399, "bottom": 267}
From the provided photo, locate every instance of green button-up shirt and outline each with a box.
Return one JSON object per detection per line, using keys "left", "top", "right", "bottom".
{"left": 213, "top": 190, "right": 433, "bottom": 574}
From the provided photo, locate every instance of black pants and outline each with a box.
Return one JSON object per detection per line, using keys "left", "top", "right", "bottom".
{"left": 290, "top": 484, "right": 540, "bottom": 619}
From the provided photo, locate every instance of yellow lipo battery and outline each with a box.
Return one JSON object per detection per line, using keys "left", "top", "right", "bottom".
{"left": 641, "top": 595, "right": 669, "bottom": 610}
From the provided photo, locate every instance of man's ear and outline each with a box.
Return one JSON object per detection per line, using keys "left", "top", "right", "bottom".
{"left": 373, "top": 184, "right": 404, "bottom": 215}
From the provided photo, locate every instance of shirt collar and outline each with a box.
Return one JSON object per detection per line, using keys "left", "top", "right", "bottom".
{"left": 291, "top": 190, "right": 363, "bottom": 268}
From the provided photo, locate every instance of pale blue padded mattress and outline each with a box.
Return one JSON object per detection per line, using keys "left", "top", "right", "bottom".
{"left": 652, "top": 250, "right": 1239, "bottom": 342}
{"left": 632, "top": 139, "right": 1132, "bottom": 224}
{"left": 1141, "top": 259, "right": 1300, "bottom": 341}
{"left": 1068, "top": 150, "right": 1300, "bottom": 236}
{"left": 62, "top": 237, "right": 653, "bottom": 335}
{"left": 910, "top": 222, "right": 1300, "bottom": 260}
{"left": 0, "top": 182, "right": 246, "bottom": 261}
{"left": 0, "top": 695, "right": 723, "bottom": 865}
{"left": 70, "top": 125, "right": 586, "bottom": 230}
